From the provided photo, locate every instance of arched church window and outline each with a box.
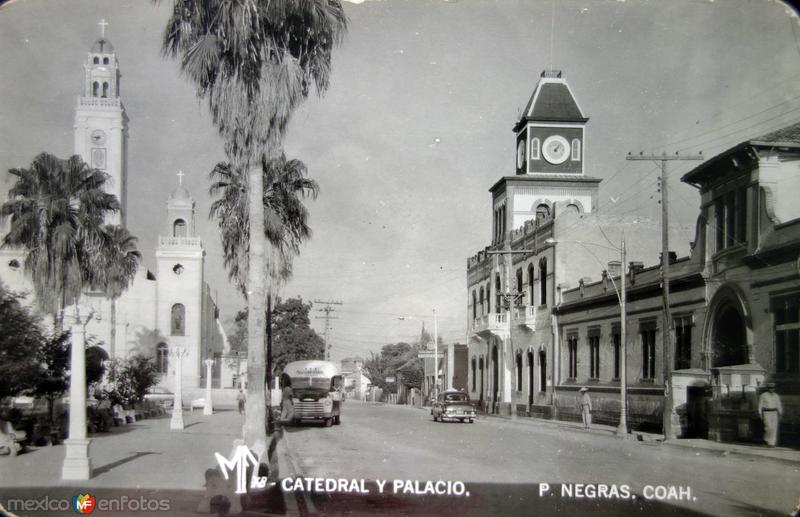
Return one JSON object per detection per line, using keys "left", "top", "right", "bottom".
{"left": 156, "top": 343, "right": 169, "bottom": 374}
{"left": 93, "top": 56, "right": 99, "bottom": 64}
{"left": 102, "top": 82, "right": 109, "bottom": 98}
{"left": 173, "top": 219, "right": 187, "bottom": 237}
{"left": 566, "top": 203, "right": 580, "bottom": 214}
{"left": 92, "top": 81, "right": 99, "bottom": 97}
{"left": 571, "top": 139, "right": 581, "bottom": 161}
{"left": 8, "top": 259, "right": 20, "bottom": 271}
{"left": 103, "top": 57, "right": 109, "bottom": 65}
{"left": 536, "top": 203, "right": 550, "bottom": 222}
{"left": 171, "top": 303, "right": 186, "bottom": 336}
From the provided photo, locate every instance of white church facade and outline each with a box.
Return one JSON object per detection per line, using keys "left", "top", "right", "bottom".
{"left": 0, "top": 32, "right": 234, "bottom": 391}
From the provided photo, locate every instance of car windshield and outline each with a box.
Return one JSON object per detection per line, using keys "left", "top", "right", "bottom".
{"left": 444, "top": 393, "right": 468, "bottom": 402}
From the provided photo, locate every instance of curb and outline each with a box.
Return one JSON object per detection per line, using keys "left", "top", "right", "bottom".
{"left": 279, "top": 429, "right": 318, "bottom": 516}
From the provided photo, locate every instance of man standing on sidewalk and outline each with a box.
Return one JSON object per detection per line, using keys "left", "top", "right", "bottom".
{"left": 579, "top": 387, "right": 592, "bottom": 429}
{"left": 758, "top": 382, "right": 782, "bottom": 447}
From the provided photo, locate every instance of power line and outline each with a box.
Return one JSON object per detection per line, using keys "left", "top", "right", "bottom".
{"left": 313, "top": 299, "right": 342, "bottom": 361}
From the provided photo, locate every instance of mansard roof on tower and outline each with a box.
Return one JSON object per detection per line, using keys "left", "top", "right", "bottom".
{"left": 513, "top": 70, "right": 588, "bottom": 131}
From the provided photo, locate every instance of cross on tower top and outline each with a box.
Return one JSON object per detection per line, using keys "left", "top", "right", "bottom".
{"left": 98, "top": 19, "right": 108, "bottom": 38}
{"left": 176, "top": 170, "right": 185, "bottom": 186}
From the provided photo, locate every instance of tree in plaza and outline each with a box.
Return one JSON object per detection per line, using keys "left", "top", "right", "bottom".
{"left": 31, "top": 330, "right": 71, "bottom": 425}
{"left": 158, "top": 0, "right": 347, "bottom": 458}
{"left": 0, "top": 153, "right": 121, "bottom": 329}
{"left": 99, "top": 355, "right": 159, "bottom": 407}
{"left": 208, "top": 154, "right": 319, "bottom": 295}
{"left": 0, "top": 282, "right": 45, "bottom": 399}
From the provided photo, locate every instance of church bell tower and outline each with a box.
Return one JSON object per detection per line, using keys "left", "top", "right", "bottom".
{"left": 73, "top": 19, "right": 128, "bottom": 226}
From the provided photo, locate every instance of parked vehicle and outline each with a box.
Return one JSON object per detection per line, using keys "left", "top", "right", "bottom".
{"left": 283, "top": 360, "right": 344, "bottom": 427}
{"left": 144, "top": 386, "right": 174, "bottom": 408}
{"left": 431, "top": 390, "right": 476, "bottom": 423}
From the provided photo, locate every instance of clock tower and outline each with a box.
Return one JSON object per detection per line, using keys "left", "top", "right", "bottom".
{"left": 490, "top": 70, "right": 600, "bottom": 242}
{"left": 73, "top": 20, "right": 128, "bottom": 226}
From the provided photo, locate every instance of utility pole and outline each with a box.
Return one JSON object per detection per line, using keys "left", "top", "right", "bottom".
{"left": 314, "top": 299, "right": 343, "bottom": 361}
{"left": 627, "top": 151, "right": 702, "bottom": 440}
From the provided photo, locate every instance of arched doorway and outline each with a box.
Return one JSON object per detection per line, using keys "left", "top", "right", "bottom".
{"left": 539, "top": 349, "right": 547, "bottom": 392}
{"left": 527, "top": 350, "right": 534, "bottom": 406}
{"left": 712, "top": 302, "right": 748, "bottom": 367}
{"left": 491, "top": 344, "right": 499, "bottom": 405}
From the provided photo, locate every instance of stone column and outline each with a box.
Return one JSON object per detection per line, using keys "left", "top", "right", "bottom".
{"left": 170, "top": 346, "right": 188, "bottom": 430}
{"left": 62, "top": 322, "right": 92, "bottom": 480}
{"left": 204, "top": 359, "right": 214, "bottom": 416}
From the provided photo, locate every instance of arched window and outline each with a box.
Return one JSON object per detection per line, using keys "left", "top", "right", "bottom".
{"left": 173, "top": 219, "right": 187, "bottom": 237}
{"left": 472, "top": 290, "right": 477, "bottom": 319}
{"left": 102, "top": 82, "right": 109, "bottom": 98}
{"left": 8, "top": 259, "right": 20, "bottom": 271}
{"left": 516, "top": 268, "right": 523, "bottom": 295}
{"left": 103, "top": 57, "right": 110, "bottom": 65}
{"left": 171, "top": 303, "right": 186, "bottom": 336}
{"left": 566, "top": 203, "right": 580, "bottom": 214}
{"left": 516, "top": 351, "right": 523, "bottom": 390}
{"left": 479, "top": 287, "right": 485, "bottom": 315}
{"left": 530, "top": 138, "right": 540, "bottom": 160}
{"left": 571, "top": 139, "right": 581, "bottom": 161}
{"left": 495, "top": 275, "right": 501, "bottom": 314}
{"left": 156, "top": 343, "right": 169, "bottom": 374}
{"left": 527, "top": 263, "right": 535, "bottom": 305}
{"left": 536, "top": 203, "right": 550, "bottom": 222}
{"left": 539, "top": 258, "right": 548, "bottom": 307}
{"left": 471, "top": 356, "right": 477, "bottom": 391}
{"left": 93, "top": 56, "right": 99, "bottom": 64}
{"left": 92, "top": 81, "right": 99, "bottom": 97}
{"left": 487, "top": 282, "right": 492, "bottom": 313}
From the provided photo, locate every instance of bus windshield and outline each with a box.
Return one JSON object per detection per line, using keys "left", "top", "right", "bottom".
{"left": 291, "top": 377, "right": 331, "bottom": 390}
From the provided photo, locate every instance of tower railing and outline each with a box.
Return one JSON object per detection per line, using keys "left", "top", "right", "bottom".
{"left": 78, "top": 97, "right": 120, "bottom": 108}
{"left": 159, "top": 236, "right": 202, "bottom": 247}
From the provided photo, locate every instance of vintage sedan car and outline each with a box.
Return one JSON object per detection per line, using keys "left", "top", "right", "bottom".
{"left": 431, "top": 390, "right": 476, "bottom": 423}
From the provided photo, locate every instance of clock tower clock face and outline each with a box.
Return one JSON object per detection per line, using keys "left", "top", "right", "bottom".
{"left": 542, "top": 135, "right": 570, "bottom": 165}
{"left": 90, "top": 129, "right": 106, "bottom": 145}
{"left": 516, "top": 140, "right": 526, "bottom": 169}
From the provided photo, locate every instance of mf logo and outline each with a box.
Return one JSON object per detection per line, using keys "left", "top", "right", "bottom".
{"left": 72, "top": 493, "right": 96, "bottom": 514}
{"left": 215, "top": 445, "right": 269, "bottom": 494}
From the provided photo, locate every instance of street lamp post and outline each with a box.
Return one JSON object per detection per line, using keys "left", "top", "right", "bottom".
{"left": 204, "top": 358, "right": 214, "bottom": 415}
{"left": 61, "top": 307, "right": 97, "bottom": 480}
{"left": 545, "top": 236, "right": 629, "bottom": 438}
{"left": 170, "top": 346, "right": 188, "bottom": 430}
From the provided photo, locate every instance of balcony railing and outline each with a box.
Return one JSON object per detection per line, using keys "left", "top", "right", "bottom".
{"left": 472, "top": 312, "right": 508, "bottom": 333}
{"left": 78, "top": 97, "right": 121, "bottom": 108}
{"left": 513, "top": 305, "right": 537, "bottom": 329}
{"left": 159, "top": 236, "right": 202, "bottom": 248}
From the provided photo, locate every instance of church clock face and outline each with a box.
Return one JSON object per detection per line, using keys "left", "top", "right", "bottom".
{"left": 516, "top": 140, "right": 526, "bottom": 169}
{"left": 90, "top": 129, "right": 106, "bottom": 145}
{"left": 542, "top": 135, "right": 570, "bottom": 165}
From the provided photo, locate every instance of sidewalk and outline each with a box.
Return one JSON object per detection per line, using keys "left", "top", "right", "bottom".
{"left": 0, "top": 408, "right": 293, "bottom": 516}
{"left": 386, "top": 400, "right": 800, "bottom": 466}
{"left": 480, "top": 410, "right": 800, "bottom": 466}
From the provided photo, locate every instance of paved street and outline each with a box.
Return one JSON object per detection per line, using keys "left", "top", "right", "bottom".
{"left": 284, "top": 401, "right": 800, "bottom": 516}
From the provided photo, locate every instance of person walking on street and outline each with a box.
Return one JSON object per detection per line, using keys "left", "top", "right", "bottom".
{"left": 579, "top": 387, "right": 592, "bottom": 429}
{"left": 236, "top": 389, "right": 246, "bottom": 415}
{"left": 280, "top": 373, "right": 295, "bottom": 423}
{"left": 758, "top": 382, "right": 783, "bottom": 447}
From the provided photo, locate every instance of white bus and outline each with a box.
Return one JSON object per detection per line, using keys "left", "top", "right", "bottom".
{"left": 283, "top": 360, "right": 344, "bottom": 427}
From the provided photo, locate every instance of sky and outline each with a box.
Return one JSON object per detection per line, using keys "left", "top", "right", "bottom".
{"left": 1, "top": 0, "right": 799, "bottom": 363}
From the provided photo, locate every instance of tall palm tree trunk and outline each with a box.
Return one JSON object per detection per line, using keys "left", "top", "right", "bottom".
{"left": 245, "top": 165, "right": 268, "bottom": 460}
{"left": 110, "top": 298, "right": 117, "bottom": 357}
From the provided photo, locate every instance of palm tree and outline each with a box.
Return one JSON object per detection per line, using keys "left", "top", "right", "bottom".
{"left": 158, "top": 0, "right": 347, "bottom": 458}
{"left": 1, "top": 153, "right": 120, "bottom": 328}
{"left": 97, "top": 225, "right": 142, "bottom": 357}
{"left": 209, "top": 154, "right": 319, "bottom": 295}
